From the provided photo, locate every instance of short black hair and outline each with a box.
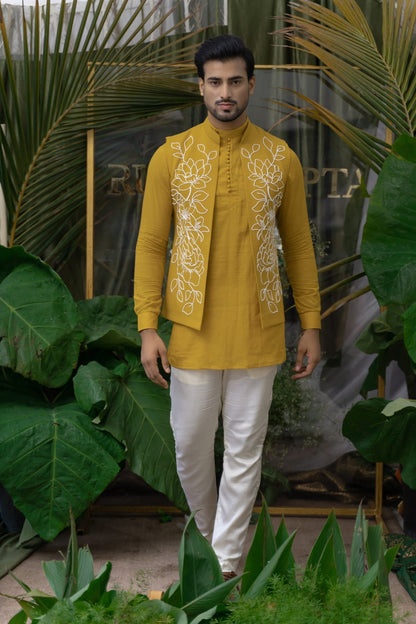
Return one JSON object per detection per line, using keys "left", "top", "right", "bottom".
{"left": 194, "top": 34, "right": 255, "bottom": 80}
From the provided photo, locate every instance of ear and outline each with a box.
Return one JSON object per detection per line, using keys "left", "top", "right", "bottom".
{"left": 199, "top": 77, "right": 204, "bottom": 96}
{"left": 248, "top": 75, "right": 256, "bottom": 95}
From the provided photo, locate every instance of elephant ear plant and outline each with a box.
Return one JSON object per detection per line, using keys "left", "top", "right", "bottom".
{"left": 342, "top": 134, "right": 416, "bottom": 514}
{"left": 0, "top": 246, "right": 186, "bottom": 542}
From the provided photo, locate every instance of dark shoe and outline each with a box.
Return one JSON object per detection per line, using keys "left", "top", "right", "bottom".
{"left": 222, "top": 571, "right": 237, "bottom": 582}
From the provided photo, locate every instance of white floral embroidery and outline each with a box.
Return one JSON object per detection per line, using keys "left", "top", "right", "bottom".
{"left": 241, "top": 137, "right": 285, "bottom": 314}
{"left": 170, "top": 137, "right": 217, "bottom": 315}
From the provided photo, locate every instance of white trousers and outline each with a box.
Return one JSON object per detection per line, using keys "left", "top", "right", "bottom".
{"left": 170, "top": 365, "right": 277, "bottom": 572}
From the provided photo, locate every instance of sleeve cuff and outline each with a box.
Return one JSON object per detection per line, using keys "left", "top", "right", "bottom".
{"left": 137, "top": 313, "right": 159, "bottom": 332}
{"left": 299, "top": 311, "right": 322, "bottom": 330}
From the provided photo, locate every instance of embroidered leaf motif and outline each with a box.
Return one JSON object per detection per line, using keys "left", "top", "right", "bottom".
{"left": 184, "top": 136, "right": 194, "bottom": 151}
{"left": 241, "top": 139, "right": 285, "bottom": 314}
{"left": 252, "top": 189, "right": 268, "bottom": 202}
{"left": 170, "top": 141, "right": 217, "bottom": 316}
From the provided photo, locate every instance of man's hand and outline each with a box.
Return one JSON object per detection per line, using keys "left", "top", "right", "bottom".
{"left": 140, "top": 328, "right": 170, "bottom": 389}
{"left": 291, "top": 328, "right": 321, "bottom": 380}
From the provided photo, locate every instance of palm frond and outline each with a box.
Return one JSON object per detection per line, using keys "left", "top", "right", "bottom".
{"left": 0, "top": 0, "right": 205, "bottom": 265}
{"left": 273, "top": 0, "right": 416, "bottom": 172}
{"left": 271, "top": 91, "right": 390, "bottom": 172}
{"left": 317, "top": 253, "right": 370, "bottom": 319}
{"left": 272, "top": 0, "right": 416, "bottom": 320}
{"left": 321, "top": 285, "right": 371, "bottom": 320}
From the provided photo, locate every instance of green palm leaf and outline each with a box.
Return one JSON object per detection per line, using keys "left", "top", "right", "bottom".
{"left": 0, "top": 0, "right": 204, "bottom": 266}
{"left": 273, "top": 0, "right": 416, "bottom": 173}
{"left": 273, "top": 0, "right": 416, "bottom": 318}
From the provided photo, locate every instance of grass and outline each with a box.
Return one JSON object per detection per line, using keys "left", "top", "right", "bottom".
{"left": 218, "top": 576, "right": 401, "bottom": 624}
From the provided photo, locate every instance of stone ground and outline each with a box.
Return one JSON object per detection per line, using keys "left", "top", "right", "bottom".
{"left": 0, "top": 492, "right": 415, "bottom": 623}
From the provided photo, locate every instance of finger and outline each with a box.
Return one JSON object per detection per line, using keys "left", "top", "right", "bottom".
{"left": 143, "top": 361, "right": 169, "bottom": 389}
{"left": 291, "top": 365, "right": 306, "bottom": 380}
{"left": 150, "top": 370, "right": 169, "bottom": 389}
{"left": 292, "top": 352, "right": 306, "bottom": 375}
{"left": 160, "top": 349, "right": 171, "bottom": 374}
{"left": 291, "top": 355, "right": 319, "bottom": 379}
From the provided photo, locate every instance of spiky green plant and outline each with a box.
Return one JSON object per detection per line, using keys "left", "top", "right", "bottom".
{"left": 275, "top": 0, "right": 416, "bottom": 172}
{"left": 0, "top": 0, "right": 204, "bottom": 268}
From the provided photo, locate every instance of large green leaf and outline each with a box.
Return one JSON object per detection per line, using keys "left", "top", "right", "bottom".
{"left": 355, "top": 561, "right": 380, "bottom": 592}
{"left": 343, "top": 397, "right": 416, "bottom": 488}
{"left": 0, "top": 246, "right": 83, "bottom": 387}
{"left": 73, "top": 359, "right": 187, "bottom": 510}
{"left": 274, "top": 516, "right": 296, "bottom": 581}
{"left": 365, "top": 524, "right": 398, "bottom": 591}
{"left": 366, "top": 524, "right": 384, "bottom": 570}
{"left": 163, "top": 515, "right": 241, "bottom": 618}
{"left": 349, "top": 504, "right": 367, "bottom": 578}
{"left": 0, "top": 390, "right": 124, "bottom": 540}
{"left": 139, "top": 600, "right": 188, "bottom": 624}
{"left": 241, "top": 496, "right": 277, "bottom": 594}
{"left": 77, "top": 296, "right": 141, "bottom": 349}
{"left": 305, "top": 510, "right": 347, "bottom": 583}
{"left": 354, "top": 304, "right": 414, "bottom": 396}
{"left": 355, "top": 305, "right": 405, "bottom": 355}
{"left": 403, "top": 302, "right": 416, "bottom": 364}
{"left": 178, "top": 514, "right": 224, "bottom": 606}
{"left": 77, "top": 297, "right": 172, "bottom": 351}
{"left": 182, "top": 581, "right": 240, "bottom": 619}
{"left": 242, "top": 532, "right": 296, "bottom": 600}
{"left": 305, "top": 534, "right": 338, "bottom": 598}
{"left": 43, "top": 546, "right": 94, "bottom": 600}
{"left": 361, "top": 135, "right": 416, "bottom": 307}
{"left": 69, "top": 562, "right": 112, "bottom": 604}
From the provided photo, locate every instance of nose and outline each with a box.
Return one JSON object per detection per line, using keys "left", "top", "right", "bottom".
{"left": 220, "top": 82, "right": 232, "bottom": 100}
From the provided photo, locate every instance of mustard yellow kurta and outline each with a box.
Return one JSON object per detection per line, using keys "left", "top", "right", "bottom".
{"left": 134, "top": 118, "right": 321, "bottom": 369}
{"left": 168, "top": 121, "right": 286, "bottom": 368}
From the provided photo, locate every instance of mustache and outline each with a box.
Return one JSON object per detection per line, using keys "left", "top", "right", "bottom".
{"left": 216, "top": 98, "right": 237, "bottom": 105}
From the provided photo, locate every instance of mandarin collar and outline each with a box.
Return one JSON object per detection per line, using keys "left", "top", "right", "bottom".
{"left": 202, "top": 117, "right": 250, "bottom": 143}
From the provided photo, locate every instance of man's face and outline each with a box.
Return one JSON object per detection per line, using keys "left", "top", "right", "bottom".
{"left": 199, "top": 57, "right": 255, "bottom": 130}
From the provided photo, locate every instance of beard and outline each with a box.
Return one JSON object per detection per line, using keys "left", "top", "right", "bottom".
{"left": 206, "top": 99, "right": 247, "bottom": 124}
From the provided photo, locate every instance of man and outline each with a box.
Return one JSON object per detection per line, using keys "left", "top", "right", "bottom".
{"left": 134, "top": 34, "right": 321, "bottom": 578}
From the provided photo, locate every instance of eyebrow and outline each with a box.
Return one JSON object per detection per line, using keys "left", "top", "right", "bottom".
{"left": 206, "top": 75, "right": 245, "bottom": 81}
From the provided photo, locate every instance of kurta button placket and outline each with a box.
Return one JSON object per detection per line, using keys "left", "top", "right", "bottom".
{"left": 227, "top": 136, "right": 232, "bottom": 192}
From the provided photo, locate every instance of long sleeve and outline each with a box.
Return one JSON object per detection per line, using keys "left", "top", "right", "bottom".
{"left": 277, "top": 149, "right": 321, "bottom": 329}
{"left": 134, "top": 144, "right": 172, "bottom": 331}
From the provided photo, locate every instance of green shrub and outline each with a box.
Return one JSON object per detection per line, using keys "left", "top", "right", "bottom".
{"left": 220, "top": 576, "right": 397, "bottom": 624}
{"left": 40, "top": 592, "right": 175, "bottom": 624}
